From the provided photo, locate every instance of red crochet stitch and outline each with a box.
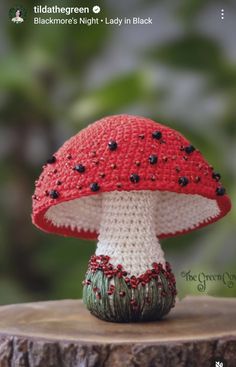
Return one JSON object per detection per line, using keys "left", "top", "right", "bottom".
{"left": 32, "top": 114, "right": 231, "bottom": 238}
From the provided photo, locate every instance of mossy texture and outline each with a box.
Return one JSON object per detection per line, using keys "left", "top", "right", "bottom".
{"left": 83, "top": 255, "right": 176, "bottom": 323}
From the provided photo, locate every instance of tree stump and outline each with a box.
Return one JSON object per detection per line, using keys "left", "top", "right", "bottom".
{"left": 0, "top": 296, "right": 235, "bottom": 367}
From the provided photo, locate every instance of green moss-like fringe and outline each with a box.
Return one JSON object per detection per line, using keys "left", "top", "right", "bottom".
{"left": 82, "top": 255, "right": 177, "bottom": 323}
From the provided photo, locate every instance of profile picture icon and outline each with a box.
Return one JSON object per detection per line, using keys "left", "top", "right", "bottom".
{"left": 9, "top": 6, "right": 26, "bottom": 24}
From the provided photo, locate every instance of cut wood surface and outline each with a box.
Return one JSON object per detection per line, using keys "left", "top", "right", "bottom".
{"left": 0, "top": 296, "right": 235, "bottom": 367}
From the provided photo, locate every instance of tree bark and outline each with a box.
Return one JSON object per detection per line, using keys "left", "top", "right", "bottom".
{"left": 0, "top": 296, "right": 235, "bottom": 367}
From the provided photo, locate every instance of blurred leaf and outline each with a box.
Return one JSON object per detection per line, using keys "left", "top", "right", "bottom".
{"left": 177, "top": 0, "right": 208, "bottom": 24}
{"left": 52, "top": 264, "right": 87, "bottom": 299}
{"left": 70, "top": 72, "right": 151, "bottom": 122}
{"left": 34, "top": 237, "right": 95, "bottom": 276}
{"left": 209, "top": 65, "right": 236, "bottom": 91}
{"left": 149, "top": 34, "right": 223, "bottom": 72}
{"left": 0, "top": 278, "right": 29, "bottom": 305}
{"left": 34, "top": 237, "right": 95, "bottom": 299}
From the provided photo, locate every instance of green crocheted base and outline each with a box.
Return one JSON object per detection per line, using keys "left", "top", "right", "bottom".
{"left": 83, "top": 255, "right": 176, "bottom": 323}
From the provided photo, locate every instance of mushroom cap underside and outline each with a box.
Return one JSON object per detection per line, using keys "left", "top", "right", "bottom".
{"left": 32, "top": 114, "right": 231, "bottom": 239}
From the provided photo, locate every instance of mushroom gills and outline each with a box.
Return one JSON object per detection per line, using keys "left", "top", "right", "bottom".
{"left": 45, "top": 191, "right": 220, "bottom": 238}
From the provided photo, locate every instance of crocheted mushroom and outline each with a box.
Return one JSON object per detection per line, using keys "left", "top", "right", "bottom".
{"left": 32, "top": 115, "right": 231, "bottom": 322}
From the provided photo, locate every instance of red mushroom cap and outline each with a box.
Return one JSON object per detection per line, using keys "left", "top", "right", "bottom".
{"left": 32, "top": 115, "right": 231, "bottom": 239}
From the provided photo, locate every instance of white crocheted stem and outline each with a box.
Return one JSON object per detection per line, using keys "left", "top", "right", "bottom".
{"left": 96, "top": 191, "right": 165, "bottom": 276}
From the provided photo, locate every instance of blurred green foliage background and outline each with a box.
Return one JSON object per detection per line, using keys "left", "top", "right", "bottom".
{"left": 0, "top": 0, "right": 235, "bottom": 305}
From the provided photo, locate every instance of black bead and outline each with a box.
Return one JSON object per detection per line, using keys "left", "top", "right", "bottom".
{"left": 178, "top": 177, "right": 189, "bottom": 187}
{"left": 47, "top": 156, "right": 56, "bottom": 164}
{"left": 212, "top": 172, "right": 221, "bottom": 181}
{"left": 74, "top": 164, "right": 85, "bottom": 173}
{"left": 49, "top": 190, "right": 59, "bottom": 199}
{"left": 216, "top": 187, "right": 225, "bottom": 196}
{"left": 152, "top": 131, "right": 162, "bottom": 140}
{"left": 130, "top": 174, "right": 140, "bottom": 183}
{"left": 90, "top": 182, "right": 100, "bottom": 192}
{"left": 108, "top": 140, "right": 118, "bottom": 151}
{"left": 184, "top": 145, "right": 195, "bottom": 154}
{"left": 149, "top": 154, "right": 158, "bottom": 164}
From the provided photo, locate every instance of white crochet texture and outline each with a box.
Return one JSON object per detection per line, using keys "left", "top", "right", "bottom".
{"left": 46, "top": 190, "right": 220, "bottom": 235}
{"left": 46, "top": 190, "right": 220, "bottom": 275}
{"left": 96, "top": 191, "right": 165, "bottom": 275}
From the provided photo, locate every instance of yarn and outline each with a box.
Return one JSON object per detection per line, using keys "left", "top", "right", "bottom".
{"left": 31, "top": 114, "right": 231, "bottom": 323}
{"left": 45, "top": 190, "right": 220, "bottom": 243}
{"left": 32, "top": 114, "right": 231, "bottom": 239}
{"left": 83, "top": 255, "right": 176, "bottom": 322}
{"left": 96, "top": 191, "right": 165, "bottom": 276}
